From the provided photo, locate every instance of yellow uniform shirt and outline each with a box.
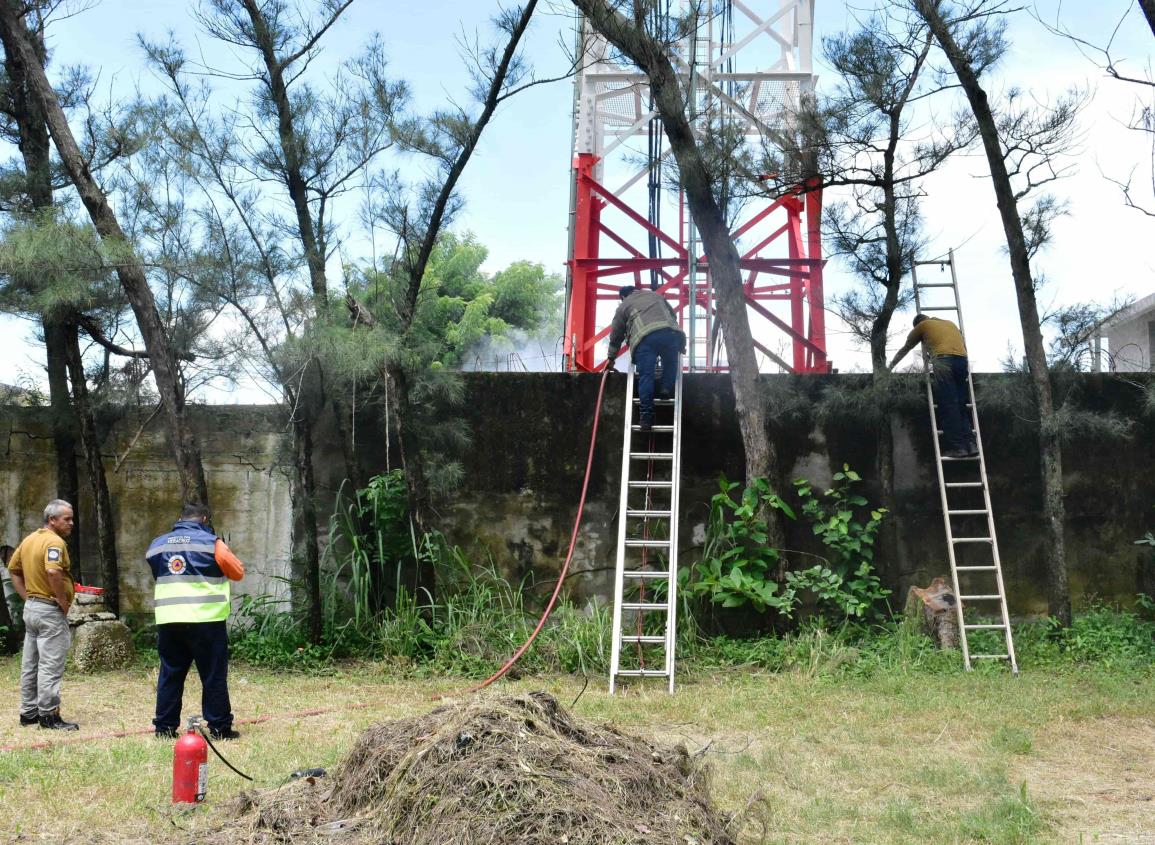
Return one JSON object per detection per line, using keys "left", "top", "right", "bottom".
{"left": 7, "top": 528, "right": 74, "bottom": 603}
{"left": 907, "top": 318, "right": 967, "bottom": 358}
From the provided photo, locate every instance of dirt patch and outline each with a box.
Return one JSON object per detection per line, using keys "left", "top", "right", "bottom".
{"left": 1017, "top": 716, "right": 1155, "bottom": 842}
{"left": 200, "top": 691, "right": 735, "bottom": 845}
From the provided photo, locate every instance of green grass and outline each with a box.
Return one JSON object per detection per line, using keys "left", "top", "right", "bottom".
{"left": 1, "top": 653, "right": 1152, "bottom": 843}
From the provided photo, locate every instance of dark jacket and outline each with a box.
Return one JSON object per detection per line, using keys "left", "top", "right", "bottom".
{"left": 607, "top": 290, "right": 685, "bottom": 355}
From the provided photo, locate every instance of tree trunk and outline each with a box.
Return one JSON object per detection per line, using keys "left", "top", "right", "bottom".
{"left": 289, "top": 410, "right": 323, "bottom": 644}
{"left": 43, "top": 316, "right": 81, "bottom": 549}
{"left": 239, "top": 0, "right": 329, "bottom": 305}
{"left": 3, "top": 11, "right": 82, "bottom": 561}
{"left": 386, "top": 365, "right": 436, "bottom": 600}
{"left": 0, "top": 1, "right": 210, "bottom": 507}
{"left": 573, "top": 0, "right": 782, "bottom": 543}
{"left": 871, "top": 150, "right": 905, "bottom": 578}
{"left": 63, "top": 322, "right": 120, "bottom": 614}
{"left": 916, "top": 0, "right": 1070, "bottom": 625}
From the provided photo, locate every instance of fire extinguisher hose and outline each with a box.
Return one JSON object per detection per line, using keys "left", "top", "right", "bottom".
{"left": 200, "top": 728, "right": 254, "bottom": 781}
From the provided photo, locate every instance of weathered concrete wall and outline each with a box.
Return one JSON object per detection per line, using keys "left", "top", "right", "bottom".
{"left": 1, "top": 406, "right": 294, "bottom": 621}
{"left": 3, "top": 373, "right": 1154, "bottom": 622}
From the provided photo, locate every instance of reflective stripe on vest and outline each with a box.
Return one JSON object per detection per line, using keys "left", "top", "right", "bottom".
{"left": 148, "top": 520, "right": 230, "bottom": 624}
{"left": 154, "top": 580, "right": 231, "bottom": 624}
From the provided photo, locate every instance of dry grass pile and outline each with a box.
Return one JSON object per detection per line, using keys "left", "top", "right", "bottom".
{"left": 205, "top": 691, "right": 734, "bottom": 845}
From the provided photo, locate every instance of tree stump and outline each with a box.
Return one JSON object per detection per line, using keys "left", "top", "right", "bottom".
{"left": 904, "top": 577, "right": 959, "bottom": 649}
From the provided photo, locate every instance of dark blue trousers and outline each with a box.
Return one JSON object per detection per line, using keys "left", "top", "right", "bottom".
{"left": 634, "top": 327, "right": 682, "bottom": 419}
{"left": 933, "top": 354, "right": 975, "bottom": 452}
{"left": 154, "top": 621, "right": 233, "bottom": 733}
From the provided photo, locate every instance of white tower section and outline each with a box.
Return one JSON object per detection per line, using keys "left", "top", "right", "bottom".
{"left": 565, "top": 1, "right": 826, "bottom": 374}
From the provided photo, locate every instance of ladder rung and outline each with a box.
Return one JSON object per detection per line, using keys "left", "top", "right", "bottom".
{"left": 619, "top": 635, "right": 666, "bottom": 644}
{"left": 915, "top": 282, "right": 955, "bottom": 288}
{"left": 632, "top": 425, "right": 675, "bottom": 432}
{"left": 970, "top": 654, "right": 1010, "bottom": 659}
{"left": 629, "top": 481, "right": 672, "bottom": 488}
{"left": 624, "top": 539, "right": 670, "bottom": 548}
{"left": 948, "top": 510, "right": 989, "bottom": 516}
{"left": 964, "top": 624, "right": 1008, "bottom": 630}
{"left": 613, "top": 669, "right": 670, "bottom": 677}
{"left": 626, "top": 509, "right": 672, "bottom": 518}
{"left": 622, "top": 570, "right": 671, "bottom": 580}
{"left": 959, "top": 594, "right": 1002, "bottom": 600}
{"left": 955, "top": 565, "right": 997, "bottom": 571}
{"left": 620, "top": 602, "right": 668, "bottom": 611}
{"left": 633, "top": 398, "right": 674, "bottom": 405}
{"left": 946, "top": 482, "right": 984, "bottom": 488}
{"left": 921, "top": 306, "right": 959, "bottom": 311}
{"left": 631, "top": 452, "right": 673, "bottom": 460}
{"left": 952, "top": 537, "right": 993, "bottom": 543}
{"left": 941, "top": 455, "right": 979, "bottom": 461}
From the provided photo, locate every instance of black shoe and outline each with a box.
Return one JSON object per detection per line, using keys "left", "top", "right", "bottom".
{"left": 38, "top": 710, "right": 79, "bottom": 731}
{"left": 656, "top": 388, "right": 673, "bottom": 400}
{"left": 966, "top": 438, "right": 980, "bottom": 457}
{"left": 19, "top": 712, "right": 39, "bottom": 727}
{"left": 209, "top": 727, "right": 240, "bottom": 741}
{"left": 639, "top": 415, "right": 654, "bottom": 433}
{"left": 943, "top": 448, "right": 970, "bottom": 459}
{"left": 155, "top": 727, "right": 178, "bottom": 739}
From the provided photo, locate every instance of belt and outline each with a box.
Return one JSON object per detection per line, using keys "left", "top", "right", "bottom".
{"left": 27, "top": 596, "right": 61, "bottom": 607}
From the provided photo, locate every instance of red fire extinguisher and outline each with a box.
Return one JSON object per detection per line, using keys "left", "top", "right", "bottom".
{"left": 172, "top": 715, "right": 208, "bottom": 804}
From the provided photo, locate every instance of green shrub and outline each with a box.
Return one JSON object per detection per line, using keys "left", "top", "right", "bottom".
{"left": 683, "top": 468, "right": 890, "bottom": 625}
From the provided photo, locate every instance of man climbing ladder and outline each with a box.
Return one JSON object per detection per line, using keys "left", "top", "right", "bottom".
{"left": 605, "top": 286, "right": 686, "bottom": 432}
{"left": 889, "top": 314, "right": 976, "bottom": 458}
{"left": 899, "top": 251, "right": 1018, "bottom": 674}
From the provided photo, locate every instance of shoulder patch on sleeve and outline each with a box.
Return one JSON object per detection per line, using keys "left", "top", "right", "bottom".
{"left": 47, "top": 547, "right": 62, "bottom": 562}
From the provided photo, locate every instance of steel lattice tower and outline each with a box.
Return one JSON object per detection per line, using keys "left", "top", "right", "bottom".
{"left": 563, "top": 0, "right": 829, "bottom": 373}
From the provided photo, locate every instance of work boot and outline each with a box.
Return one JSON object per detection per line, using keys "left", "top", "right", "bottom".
{"left": 942, "top": 447, "right": 970, "bottom": 459}
{"left": 19, "top": 711, "right": 39, "bottom": 727}
{"left": 656, "top": 388, "right": 674, "bottom": 400}
{"left": 210, "top": 727, "right": 241, "bottom": 741}
{"left": 38, "top": 710, "right": 79, "bottom": 731}
{"left": 965, "top": 437, "right": 980, "bottom": 457}
{"left": 155, "top": 727, "right": 178, "bottom": 739}
{"left": 639, "top": 414, "right": 654, "bottom": 433}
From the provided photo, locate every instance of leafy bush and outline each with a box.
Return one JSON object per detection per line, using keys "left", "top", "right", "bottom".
{"left": 683, "top": 475, "right": 795, "bottom": 612}
{"left": 791, "top": 465, "right": 890, "bottom": 621}
{"left": 684, "top": 468, "right": 889, "bottom": 624}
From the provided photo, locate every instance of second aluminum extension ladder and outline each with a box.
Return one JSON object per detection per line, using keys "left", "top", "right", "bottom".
{"left": 911, "top": 251, "right": 1018, "bottom": 674}
{"left": 608, "top": 364, "right": 683, "bottom": 694}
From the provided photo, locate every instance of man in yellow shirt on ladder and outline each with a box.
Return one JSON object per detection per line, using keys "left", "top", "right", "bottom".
{"left": 889, "top": 314, "right": 978, "bottom": 459}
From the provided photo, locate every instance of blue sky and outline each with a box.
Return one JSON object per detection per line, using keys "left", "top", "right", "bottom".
{"left": 1, "top": 0, "right": 1152, "bottom": 392}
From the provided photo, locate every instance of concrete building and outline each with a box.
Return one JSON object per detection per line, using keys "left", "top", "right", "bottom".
{"left": 1096, "top": 292, "right": 1155, "bottom": 372}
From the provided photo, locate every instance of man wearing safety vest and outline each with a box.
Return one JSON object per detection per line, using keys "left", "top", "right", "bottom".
{"left": 147, "top": 503, "right": 245, "bottom": 740}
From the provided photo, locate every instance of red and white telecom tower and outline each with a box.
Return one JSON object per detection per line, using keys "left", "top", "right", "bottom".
{"left": 563, "top": 1, "right": 829, "bottom": 374}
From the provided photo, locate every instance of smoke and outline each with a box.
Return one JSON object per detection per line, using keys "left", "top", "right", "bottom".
{"left": 461, "top": 328, "right": 564, "bottom": 372}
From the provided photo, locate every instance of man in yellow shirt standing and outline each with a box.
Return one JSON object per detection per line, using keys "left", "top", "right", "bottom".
{"left": 7, "top": 499, "right": 80, "bottom": 730}
{"left": 889, "top": 314, "right": 978, "bottom": 459}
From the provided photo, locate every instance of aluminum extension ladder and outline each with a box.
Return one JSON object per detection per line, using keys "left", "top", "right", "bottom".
{"left": 911, "top": 250, "right": 1018, "bottom": 673}
{"left": 608, "top": 364, "right": 683, "bottom": 693}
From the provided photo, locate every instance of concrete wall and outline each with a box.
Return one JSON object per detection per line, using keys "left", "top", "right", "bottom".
{"left": 1, "top": 406, "right": 294, "bottom": 621}
{"left": 3, "top": 373, "right": 1154, "bottom": 622}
